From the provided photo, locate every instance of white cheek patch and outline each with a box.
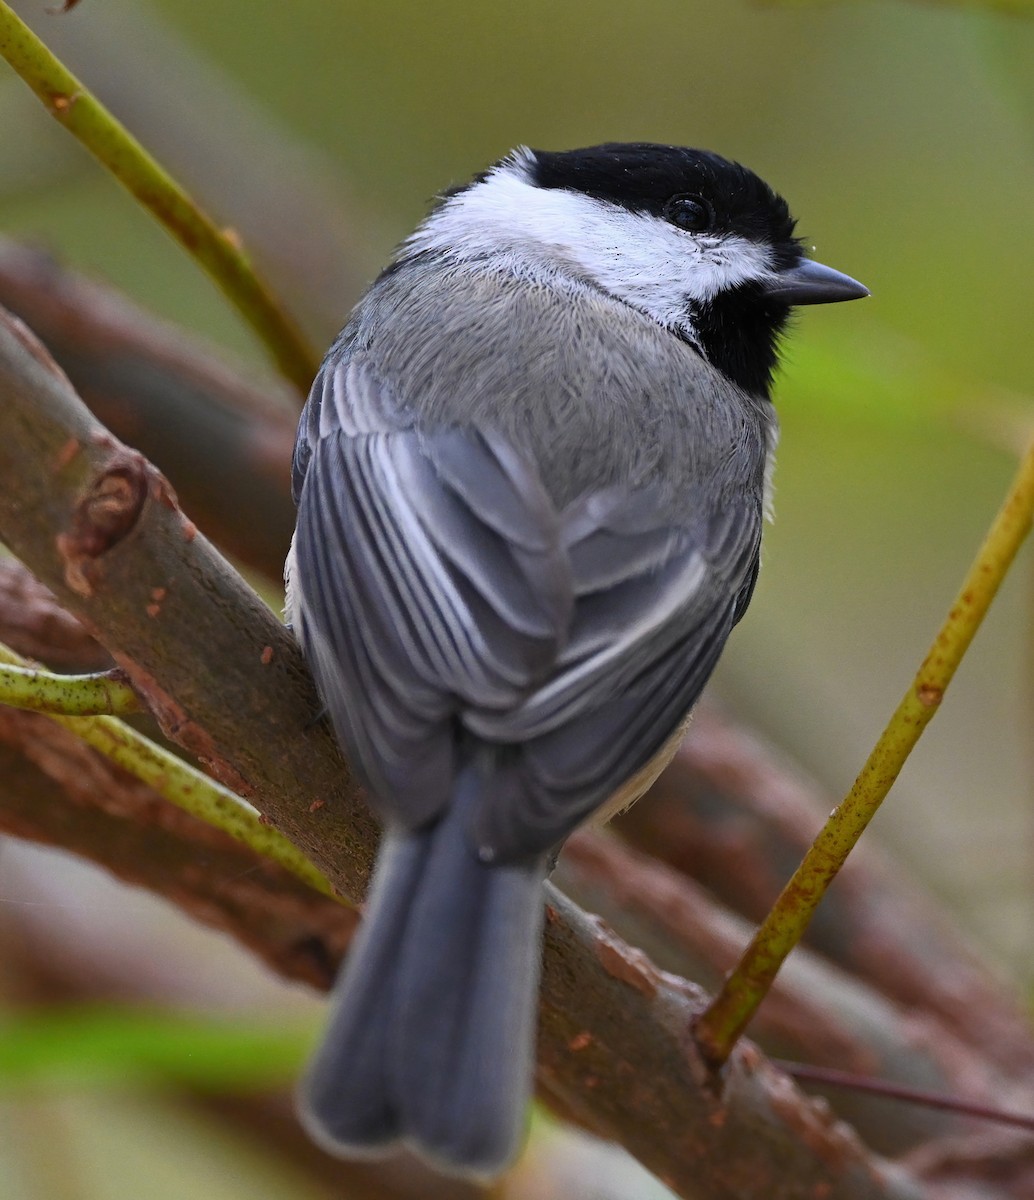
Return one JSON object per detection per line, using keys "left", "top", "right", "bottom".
{"left": 589, "top": 224, "right": 773, "bottom": 329}
{"left": 408, "top": 155, "right": 776, "bottom": 333}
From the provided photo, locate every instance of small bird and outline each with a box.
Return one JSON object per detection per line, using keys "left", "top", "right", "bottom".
{"left": 286, "top": 142, "right": 867, "bottom": 1177}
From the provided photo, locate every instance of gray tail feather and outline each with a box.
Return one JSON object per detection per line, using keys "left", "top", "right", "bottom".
{"left": 298, "top": 771, "right": 546, "bottom": 1177}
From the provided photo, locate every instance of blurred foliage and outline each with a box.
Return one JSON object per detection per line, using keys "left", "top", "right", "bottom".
{"left": 0, "top": 1007, "right": 309, "bottom": 1091}
{"left": 1, "top": 1, "right": 1034, "bottom": 1196}
{"left": 0, "top": 0, "right": 319, "bottom": 387}
{"left": 770, "top": 0, "right": 1034, "bottom": 15}
{"left": 0, "top": 1089, "right": 328, "bottom": 1200}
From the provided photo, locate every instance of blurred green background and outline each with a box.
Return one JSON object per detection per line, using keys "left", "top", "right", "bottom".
{"left": 1, "top": 0, "right": 1033, "bottom": 1196}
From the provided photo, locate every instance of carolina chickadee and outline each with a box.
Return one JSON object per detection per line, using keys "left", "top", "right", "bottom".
{"left": 287, "top": 143, "right": 867, "bottom": 1177}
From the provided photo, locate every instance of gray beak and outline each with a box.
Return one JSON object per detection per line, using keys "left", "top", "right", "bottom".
{"left": 764, "top": 258, "right": 869, "bottom": 306}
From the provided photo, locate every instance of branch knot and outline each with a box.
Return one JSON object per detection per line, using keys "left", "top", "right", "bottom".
{"left": 56, "top": 450, "right": 158, "bottom": 596}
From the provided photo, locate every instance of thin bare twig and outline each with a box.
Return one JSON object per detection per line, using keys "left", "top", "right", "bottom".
{"left": 556, "top": 832, "right": 1027, "bottom": 1158}
{"left": 0, "top": 638, "right": 334, "bottom": 898}
{"left": 776, "top": 1062, "right": 1034, "bottom": 1135}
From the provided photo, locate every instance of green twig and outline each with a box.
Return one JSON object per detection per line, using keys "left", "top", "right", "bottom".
{"left": 696, "top": 439, "right": 1034, "bottom": 1067}
{"left": 0, "top": 1, "right": 319, "bottom": 391}
{"left": 0, "top": 641, "right": 336, "bottom": 900}
{"left": 0, "top": 662, "right": 140, "bottom": 716}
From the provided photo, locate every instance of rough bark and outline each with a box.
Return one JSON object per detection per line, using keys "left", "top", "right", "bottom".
{"left": 0, "top": 556, "right": 111, "bottom": 670}
{"left": 554, "top": 837, "right": 1018, "bottom": 1159}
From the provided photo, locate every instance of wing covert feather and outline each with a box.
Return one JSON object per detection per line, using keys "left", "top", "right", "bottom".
{"left": 290, "top": 363, "right": 573, "bottom": 827}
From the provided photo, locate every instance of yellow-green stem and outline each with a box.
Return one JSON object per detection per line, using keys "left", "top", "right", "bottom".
{"left": 0, "top": 662, "right": 140, "bottom": 716}
{"left": 0, "top": 643, "right": 336, "bottom": 900}
{"left": 696, "top": 439, "right": 1034, "bottom": 1066}
{"left": 0, "top": 2, "right": 318, "bottom": 391}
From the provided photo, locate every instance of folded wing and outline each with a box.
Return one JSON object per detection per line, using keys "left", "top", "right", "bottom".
{"left": 289, "top": 356, "right": 761, "bottom": 853}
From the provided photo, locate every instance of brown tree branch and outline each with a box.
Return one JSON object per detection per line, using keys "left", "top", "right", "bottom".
{"left": 0, "top": 709, "right": 922, "bottom": 1199}
{"left": 0, "top": 238, "right": 298, "bottom": 580}
{"left": 0, "top": 303, "right": 925, "bottom": 1198}
{"left": 6, "top": 704, "right": 1030, "bottom": 1196}
{"left": 0, "top": 556, "right": 110, "bottom": 670}
{"left": 0, "top": 574, "right": 981, "bottom": 1159}
{"left": 6, "top": 544, "right": 1028, "bottom": 1155}
{"left": 0, "top": 627, "right": 1010, "bottom": 1169}
{"left": 616, "top": 711, "right": 1034, "bottom": 1079}
{"left": 555, "top": 835, "right": 1026, "bottom": 1160}
{"left": 0, "top": 302, "right": 375, "bottom": 884}
{"left": 0, "top": 708, "right": 354, "bottom": 991}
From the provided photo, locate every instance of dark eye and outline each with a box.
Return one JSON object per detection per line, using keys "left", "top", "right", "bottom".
{"left": 664, "top": 194, "right": 714, "bottom": 233}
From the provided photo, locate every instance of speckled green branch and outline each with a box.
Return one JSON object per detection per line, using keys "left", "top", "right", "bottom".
{"left": 0, "top": 658, "right": 140, "bottom": 715}
{"left": 0, "top": 1, "right": 319, "bottom": 391}
{"left": 696, "top": 438, "right": 1034, "bottom": 1067}
{"left": 0, "top": 640, "right": 335, "bottom": 900}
